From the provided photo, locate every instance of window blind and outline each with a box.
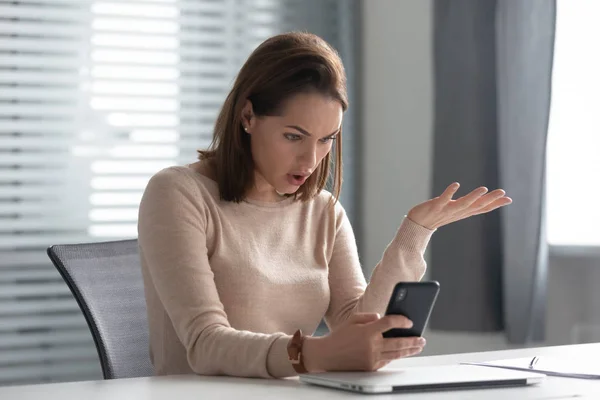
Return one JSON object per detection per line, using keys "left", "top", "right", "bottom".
{"left": 0, "top": 0, "right": 357, "bottom": 386}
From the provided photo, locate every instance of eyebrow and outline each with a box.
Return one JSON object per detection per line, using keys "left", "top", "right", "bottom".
{"left": 285, "top": 125, "right": 340, "bottom": 138}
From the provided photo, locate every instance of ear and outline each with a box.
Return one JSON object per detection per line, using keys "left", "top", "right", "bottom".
{"left": 241, "top": 100, "right": 255, "bottom": 133}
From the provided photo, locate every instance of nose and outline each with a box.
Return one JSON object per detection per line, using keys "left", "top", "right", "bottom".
{"left": 299, "top": 142, "right": 317, "bottom": 167}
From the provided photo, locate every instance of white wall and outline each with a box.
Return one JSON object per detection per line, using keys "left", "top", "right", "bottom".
{"left": 362, "top": 0, "right": 434, "bottom": 274}
{"left": 361, "top": 0, "right": 600, "bottom": 356}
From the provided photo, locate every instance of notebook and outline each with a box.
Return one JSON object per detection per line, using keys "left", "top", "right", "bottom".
{"left": 462, "top": 356, "right": 600, "bottom": 379}
{"left": 299, "top": 364, "right": 545, "bottom": 394}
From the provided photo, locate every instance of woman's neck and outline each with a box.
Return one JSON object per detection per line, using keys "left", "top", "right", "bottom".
{"left": 190, "top": 160, "right": 288, "bottom": 203}
{"left": 245, "top": 171, "right": 288, "bottom": 203}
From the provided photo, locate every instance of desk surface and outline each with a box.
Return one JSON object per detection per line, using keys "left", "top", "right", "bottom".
{"left": 1, "top": 343, "right": 599, "bottom": 399}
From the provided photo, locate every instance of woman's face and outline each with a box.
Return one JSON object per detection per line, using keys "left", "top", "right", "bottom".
{"left": 242, "top": 92, "right": 343, "bottom": 199}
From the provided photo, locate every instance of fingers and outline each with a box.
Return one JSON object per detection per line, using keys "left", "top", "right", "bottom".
{"left": 378, "top": 337, "right": 426, "bottom": 362}
{"left": 471, "top": 196, "right": 513, "bottom": 216}
{"left": 370, "top": 315, "right": 413, "bottom": 333}
{"left": 461, "top": 186, "right": 489, "bottom": 207}
{"left": 454, "top": 187, "right": 511, "bottom": 213}
{"left": 349, "top": 312, "right": 381, "bottom": 325}
{"left": 448, "top": 186, "right": 489, "bottom": 212}
{"left": 464, "top": 189, "right": 510, "bottom": 214}
{"left": 440, "top": 182, "right": 460, "bottom": 202}
{"left": 380, "top": 347, "right": 424, "bottom": 361}
{"left": 471, "top": 188, "right": 505, "bottom": 207}
{"left": 381, "top": 336, "right": 426, "bottom": 352}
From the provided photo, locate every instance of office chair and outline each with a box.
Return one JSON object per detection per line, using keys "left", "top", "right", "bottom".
{"left": 47, "top": 239, "right": 154, "bottom": 379}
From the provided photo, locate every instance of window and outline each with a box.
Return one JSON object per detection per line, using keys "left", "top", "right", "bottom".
{"left": 546, "top": 0, "right": 600, "bottom": 247}
{"left": 0, "top": 0, "right": 357, "bottom": 385}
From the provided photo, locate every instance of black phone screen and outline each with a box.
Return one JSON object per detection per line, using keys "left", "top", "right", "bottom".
{"left": 382, "top": 281, "right": 440, "bottom": 338}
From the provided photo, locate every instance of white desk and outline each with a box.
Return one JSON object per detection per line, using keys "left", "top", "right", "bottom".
{"left": 1, "top": 343, "right": 599, "bottom": 399}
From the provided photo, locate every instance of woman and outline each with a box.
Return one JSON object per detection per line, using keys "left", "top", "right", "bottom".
{"left": 137, "top": 32, "right": 511, "bottom": 379}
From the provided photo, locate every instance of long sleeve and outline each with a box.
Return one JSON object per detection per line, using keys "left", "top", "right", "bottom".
{"left": 138, "top": 169, "right": 293, "bottom": 378}
{"left": 325, "top": 204, "right": 435, "bottom": 330}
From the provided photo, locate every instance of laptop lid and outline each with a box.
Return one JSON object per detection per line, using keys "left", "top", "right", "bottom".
{"left": 299, "top": 364, "right": 545, "bottom": 394}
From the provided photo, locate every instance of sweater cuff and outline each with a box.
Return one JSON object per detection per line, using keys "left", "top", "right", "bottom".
{"left": 266, "top": 334, "right": 295, "bottom": 378}
{"left": 391, "top": 216, "right": 436, "bottom": 254}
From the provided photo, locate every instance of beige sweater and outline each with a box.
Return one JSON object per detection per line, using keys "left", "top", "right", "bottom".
{"left": 137, "top": 165, "right": 434, "bottom": 379}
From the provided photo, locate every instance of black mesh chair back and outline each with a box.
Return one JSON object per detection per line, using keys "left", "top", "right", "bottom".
{"left": 47, "top": 239, "right": 153, "bottom": 379}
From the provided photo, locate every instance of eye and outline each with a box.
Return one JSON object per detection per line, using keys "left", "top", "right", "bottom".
{"left": 284, "top": 133, "right": 302, "bottom": 141}
{"left": 319, "top": 135, "right": 337, "bottom": 144}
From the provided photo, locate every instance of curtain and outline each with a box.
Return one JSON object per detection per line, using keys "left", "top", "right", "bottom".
{"left": 429, "top": 0, "right": 555, "bottom": 343}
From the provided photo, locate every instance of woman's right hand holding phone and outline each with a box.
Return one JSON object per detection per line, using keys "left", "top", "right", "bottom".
{"left": 302, "top": 313, "right": 426, "bottom": 373}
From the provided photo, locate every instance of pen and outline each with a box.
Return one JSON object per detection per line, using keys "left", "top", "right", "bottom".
{"left": 529, "top": 356, "right": 540, "bottom": 369}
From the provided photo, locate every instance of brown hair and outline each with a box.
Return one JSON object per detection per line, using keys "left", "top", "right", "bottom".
{"left": 198, "top": 31, "right": 348, "bottom": 203}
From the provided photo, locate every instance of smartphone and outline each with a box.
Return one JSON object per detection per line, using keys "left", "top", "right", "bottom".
{"left": 382, "top": 281, "right": 440, "bottom": 338}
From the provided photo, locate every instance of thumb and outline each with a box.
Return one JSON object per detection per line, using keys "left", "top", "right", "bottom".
{"left": 348, "top": 312, "right": 381, "bottom": 325}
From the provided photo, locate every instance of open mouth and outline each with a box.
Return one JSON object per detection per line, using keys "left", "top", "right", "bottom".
{"left": 287, "top": 174, "right": 308, "bottom": 186}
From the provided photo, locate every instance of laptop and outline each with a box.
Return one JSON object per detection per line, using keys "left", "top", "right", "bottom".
{"left": 299, "top": 364, "right": 545, "bottom": 394}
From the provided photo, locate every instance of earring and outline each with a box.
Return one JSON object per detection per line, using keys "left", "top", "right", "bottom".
{"left": 244, "top": 126, "right": 249, "bottom": 132}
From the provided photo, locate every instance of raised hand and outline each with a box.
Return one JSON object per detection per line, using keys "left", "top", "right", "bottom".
{"left": 406, "top": 183, "right": 512, "bottom": 230}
